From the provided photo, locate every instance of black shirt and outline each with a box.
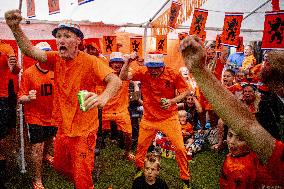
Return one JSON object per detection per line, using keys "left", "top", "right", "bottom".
{"left": 132, "top": 176, "right": 169, "bottom": 189}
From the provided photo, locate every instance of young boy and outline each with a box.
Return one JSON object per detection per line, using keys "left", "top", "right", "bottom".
{"left": 220, "top": 128, "right": 278, "bottom": 189}
{"left": 178, "top": 110, "right": 193, "bottom": 142}
{"left": 132, "top": 153, "right": 168, "bottom": 189}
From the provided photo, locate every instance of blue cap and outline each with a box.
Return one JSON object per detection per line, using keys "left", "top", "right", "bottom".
{"left": 52, "top": 21, "right": 84, "bottom": 39}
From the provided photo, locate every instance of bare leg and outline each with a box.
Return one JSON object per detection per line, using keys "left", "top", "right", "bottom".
{"left": 31, "top": 142, "right": 44, "bottom": 188}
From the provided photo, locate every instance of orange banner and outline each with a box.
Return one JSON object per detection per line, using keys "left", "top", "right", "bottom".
{"left": 26, "top": 0, "right": 36, "bottom": 18}
{"left": 215, "top": 34, "right": 223, "bottom": 53}
{"left": 236, "top": 36, "right": 244, "bottom": 53}
{"left": 156, "top": 35, "right": 167, "bottom": 54}
{"left": 261, "top": 11, "right": 284, "bottom": 50}
{"left": 168, "top": 1, "right": 182, "bottom": 29}
{"left": 189, "top": 8, "right": 208, "bottom": 38}
{"left": 130, "top": 37, "right": 143, "bottom": 57}
{"left": 103, "top": 36, "right": 117, "bottom": 54}
{"left": 178, "top": 32, "right": 188, "bottom": 42}
{"left": 221, "top": 12, "right": 243, "bottom": 46}
{"left": 48, "top": 0, "right": 60, "bottom": 15}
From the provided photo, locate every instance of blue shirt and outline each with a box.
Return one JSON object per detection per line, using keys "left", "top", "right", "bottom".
{"left": 226, "top": 53, "right": 245, "bottom": 73}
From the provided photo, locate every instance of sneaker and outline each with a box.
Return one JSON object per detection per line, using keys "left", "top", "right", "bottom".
{"left": 183, "top": 185, "right": 191, "bottom": 189}
{"left": 33, "top": 181, "right": 44, "bottom": 189}
{"left": 44, "top": 155, "right": 54, "bottom": 167}
{"left": 182, "top": 179, "right": 191, "bottom": 189}
{"left": 124, "top": 152, "right": 135, "bottom": 162}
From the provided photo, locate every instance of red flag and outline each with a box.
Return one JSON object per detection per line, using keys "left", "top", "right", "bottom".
{"left": 48, "top": 0, "right": 60, "bottom": 15}
{"left": 130, "top": 37, "right": 143, "bottom": 57}
{"left": 189, "top": 8, "right": 208, "bottom": 39}
{"left": 261, "top": 11, "right": 284, "bottom": 50}
{"left": 215, "top": 34, "right": 223, "bottom": 53}
{"left": 26, "top": 0, "right": 36, "bottom": 18}
{"left": 178, "top": 32, "right": 188, "bottom": 42}
{"left": 103, "top": 36, "right": 117, "bottom": 54}
{"left": 78, "top": 0, "right": 94, "bottom": 5}
{"left": 236, "top": 36, "right": 244, "bottom": 53}
{"left": 168, "top": 1, "right": 182, "bottom": 29}
{"left": 156, "top": 35, "right": 167, "bottom": 54}
{"left": 272, "top": 0, "right": 280, "bottom": 11}
{"left": 221, "top": 12, "right": 243, "bottom": 46}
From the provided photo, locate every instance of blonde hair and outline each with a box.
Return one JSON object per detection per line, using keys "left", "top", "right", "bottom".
{"left": 178, "top": 110, "right": 187, "bottom": 117}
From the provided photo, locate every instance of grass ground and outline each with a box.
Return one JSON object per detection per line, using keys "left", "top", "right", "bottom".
{"left": 4, "top": 137, "right": 226, "bottom": 189}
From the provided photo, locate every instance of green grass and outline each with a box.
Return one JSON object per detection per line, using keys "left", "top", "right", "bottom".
{"left": 4, "top": 139, "right": 226, "bottom": 189}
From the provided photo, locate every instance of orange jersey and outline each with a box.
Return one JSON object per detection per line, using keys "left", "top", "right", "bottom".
{"left": 18, "top": 64, "right": 54, "bottom": 126}
{"left": 132, "top": 67, "right": 188, "bottom": 121}
{"left": 267, "top": 140, "right": 284, "bottom": 186}
{"left": 103, "top": 81, "right": 129, "bottom": 114}
{"left": 195, "top": 87, "right": 212, "bottom": 110}
{"left": 225, "top": 83, "right": 243, "bottom": 94}
{"left": 44, "top": 51, "right": 113, "bottom": 137}
{"left": 0, "top": 42, "right": 17, "bottom": 97}
{"left": 181, "top": 123, "right": 193, "bottom": 135}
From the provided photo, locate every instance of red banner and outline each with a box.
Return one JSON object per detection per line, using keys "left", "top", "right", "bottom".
{"left": 236, "top": 36, "right": 244, "bottom": 53}
{"left": 78, "top": 0, "right": 94, "bottom": 5}
{"left": 272, "top": 0, "right": 280, "bottom": 11}
{"left": 156, "top": 35, "right": 167, "bottom": 54}
{"left": 189, "top": 8, "right": 208, "bottom": 39}
{"left": 215, "top": 34, "right": 223, "bottom": 53}
{"left": 261, "top": 11, "right": 284, "bottom": 50}
{"left": 26, "top": 0, "right": 36, "bottom": 18}
{"left": 103, "top": 36, "right": 117, "bottom": 54}
{"left": 130, "top": 37, "right": 143, "bottom": 57}
{"left": 168, "top": 1, "right": 182, "bottom": 29}
{"left": 221, "top": 12, "right": 243, "bottom": 46}
{"left": 48, "top": 0, "right": 60, "bottom": 15}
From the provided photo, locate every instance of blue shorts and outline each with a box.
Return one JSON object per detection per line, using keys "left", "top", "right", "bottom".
{"left": 28, "top": 124, "right": 58, "bottom": 144}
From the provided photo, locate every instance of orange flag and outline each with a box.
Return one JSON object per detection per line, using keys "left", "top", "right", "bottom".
{"left": 261, "top": 11, "right": 284, "bottom": 50}
{"left": 48, "top": 0, "right": 60, "bottom": 15}
{"left": 236, "top": 36, "right": 244, "bottom": 53}
{"left": 130, "top": 36, "right": 143, "bottom": 57}
{"left": 168, "top": 1, "right": 182, "bottom": 29}
{"left": 221, "top": 12, "right": 243, "bottom": 46}
{"left": 26, "top": 0, "right": 36, "bottom": 18}
{"left": 178, "top": 32, "right": 188, "bottom": 42}
{"left": 103, "top": 36, "right": 117, "bottom": 54}
{"left": 78, "top": 0, "right": 94, "bottom": 5}
{"left": 215, "top": 34, "right": 223, "bottom": 53}
{"left": 189, "top": 8, "right": 208, "bottom": 39}
{"left": 156, "top": 35, "right": 167, "bottom": 54}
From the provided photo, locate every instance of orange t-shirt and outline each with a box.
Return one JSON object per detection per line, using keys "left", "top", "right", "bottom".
{"left": 132, "top": 66, "right": 188, "bottom": 121}
{"left": 0, "top": 42, "right": 17, "bottom": 97}
{"left": 103, "top": 81, "right": 129, "bottom": 114}
{"left": 18, "top": 64, "right": 54, "bottom": 126}
{"left": 44, "top": 51, "right": 113, "bottom": 137}
{"left": 226, "top": 83, "right": 243, "bottom": 94}
{"left": 181, "top": 123, "right": 193, "bottom": 135}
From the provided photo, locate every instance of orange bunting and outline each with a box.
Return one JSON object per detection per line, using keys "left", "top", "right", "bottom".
{"left": 130, "top": 37, "right": 143, "bottom": 57}
{"left": 236, "top": 36, "right": 244, "bottom": 53}
{"left": 78, "top": 0, "right": 94, "bottom": 5}
{"left": 189, "top": 8, "right": 208, "bottom": 39}
{"left": 26, "top": 0, "right": 36, "bottom": 18}
{"left": 178, "top": 32, "right": 188, "bottom": 42}
{"left": 221, "top": 12, "right": 243, "bottom": 46}
{"left": 151, "top": 0, "right": 207, "bottom": 36}
{"left": 156, "top": 35, "right": 167, "bottom": 54}
{"left": 103, "top": 36, "right": 117, "bottom": 54}
{"left": 48, "top": 0, "right": 60, "bottom": 15}
{"left": 168, "top": 1, "right": 182, "bottom": 29}
{"left": 261, "top": 11, "right": 284, "bottom": 50}
{"left": 215, "top": 34, "right": 223, "bottom": 52}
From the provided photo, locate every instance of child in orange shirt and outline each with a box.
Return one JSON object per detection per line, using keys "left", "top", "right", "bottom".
{"left": 178, "top": 110, "right": 193, "bottom": 143}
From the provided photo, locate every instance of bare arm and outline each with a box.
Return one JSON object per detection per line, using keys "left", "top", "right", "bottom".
{"left": 5, "top": 10, "right": 47, "bottom": 63}
{"left": 180, "top": 36, "right": 275, "bottom": 163}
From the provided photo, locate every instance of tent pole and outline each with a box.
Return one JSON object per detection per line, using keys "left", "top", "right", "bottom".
{"left": 143, "top": 0, "right": 171, "bottom": 58}
{"left": 243, "top": 0, "right": 271, "bottom": 20}
{"left": 18, "top": 0, "right": 23, "bottom": 12}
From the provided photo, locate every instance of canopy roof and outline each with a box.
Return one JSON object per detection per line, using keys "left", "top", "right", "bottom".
{"left": 0, "top": 0, "right": 283, "bottom": 40}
